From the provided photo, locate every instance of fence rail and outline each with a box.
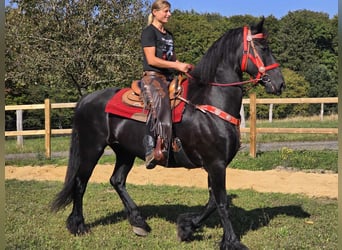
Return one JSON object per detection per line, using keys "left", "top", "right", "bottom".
{"left": 5, "top": 94, "right": 338, "bottom": 158}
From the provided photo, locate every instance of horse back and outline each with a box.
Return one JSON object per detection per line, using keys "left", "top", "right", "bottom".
{"left": 73, "top": 87, "right": 121, "bottom": 131}
{"left": 76, "top": 87, "right": 120, "bottom": 110}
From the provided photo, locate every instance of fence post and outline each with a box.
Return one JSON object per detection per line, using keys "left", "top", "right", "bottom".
{"left": 240, "top": 103, "right": 246, "bottom": 128}
{"left": 240, "top": 103, "right": 246, "bottom": 141}
{"left": 320, "top": 103, "right": 324, "bottom": 121}
{"left": 249, "top": 93, "right": 257, "bottom": 158}
{"left": 269, "top": 103, "right": 273, "bottom": 123}
{"left": 16, "top": 109, "right": 23, "bottom": 148}
{"left": 44, "top": 99, "right": 51, "bottom": 159}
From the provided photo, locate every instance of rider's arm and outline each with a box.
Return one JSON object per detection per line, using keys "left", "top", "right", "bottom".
{"left": 143, "top": 47, "right": 191, "bottom": 73}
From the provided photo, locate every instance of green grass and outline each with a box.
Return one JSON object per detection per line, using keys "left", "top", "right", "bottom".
{"left": 6, "top": 179, "right": 337, "bottom": 249}
{"left": 230, "top": 149, "right": 338, "bottom": 172}
{"left": 242, "top": 115, "right": 338, "bottom": 143}
{"left": 5, "top": 148, "right": 338, "bottom": 173}
{"left": 5, "top": 135, "right": 70, "bottom": 154}
{"left": 248, "top": 133, "right": 337, "bottom": 143}
{"left": 255, "top": 115, "right": 338, "bottom": 128}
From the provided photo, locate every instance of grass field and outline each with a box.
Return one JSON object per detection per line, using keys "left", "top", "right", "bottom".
{"left": 5, "top": 116, "right": 338, "bottom": 249}
{"left": 5, "top": 179, "right": 337, "bottom": 249}
{"left": 5, "top": 144, "right": 338, "bottom": 173}
{"left": 252, "top": 115, "right": 338, "bottom": 142}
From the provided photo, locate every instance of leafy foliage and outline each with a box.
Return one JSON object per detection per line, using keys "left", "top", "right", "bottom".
{"left": 273, "top": 11, "right": 337, "bottom": 112}
{"left": 6, "top": 0, "right": 149, "bottom": 103}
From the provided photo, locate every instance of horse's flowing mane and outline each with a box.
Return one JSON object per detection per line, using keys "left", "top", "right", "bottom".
{"left": 190, "top": 27, "right": 243, "bottom": 85}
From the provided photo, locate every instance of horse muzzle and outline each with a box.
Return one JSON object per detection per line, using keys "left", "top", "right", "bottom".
{"left": 260, "top": 74, "right": 285, "bottom": 95}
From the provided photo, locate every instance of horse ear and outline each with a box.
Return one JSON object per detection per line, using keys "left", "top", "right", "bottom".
{"left": 252, "top": 16, "right": 265, "bottom": 33}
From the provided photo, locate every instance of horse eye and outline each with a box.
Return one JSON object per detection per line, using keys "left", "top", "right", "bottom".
{"left": 261, "top": 45, "right": 269, "bottom": 51}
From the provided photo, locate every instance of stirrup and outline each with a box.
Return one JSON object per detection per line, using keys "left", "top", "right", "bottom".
{"left": 145, "top": 152, "right": 157, "bottom": 169}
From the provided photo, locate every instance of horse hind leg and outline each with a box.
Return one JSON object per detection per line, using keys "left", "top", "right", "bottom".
{"left": 66, "top": 146, "right": 107, "bottom": 235}
{"left": 109, "top": 148, "right": 151, "bottom": 236}
{"left": 66, "top": 175, "right": 91, "bottom": 235}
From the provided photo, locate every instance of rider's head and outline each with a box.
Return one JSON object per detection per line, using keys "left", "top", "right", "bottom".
{"left": 148, "top": 0, "right": 171, "bottom": 25}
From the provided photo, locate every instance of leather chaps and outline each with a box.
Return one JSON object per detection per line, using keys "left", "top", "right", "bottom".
{"left": 141, "top": 72, "right": 172, "bottom": 159}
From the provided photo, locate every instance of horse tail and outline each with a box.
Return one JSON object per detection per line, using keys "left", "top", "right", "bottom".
{"left": 51, "top": 127, "right": 80, "bottom": 212}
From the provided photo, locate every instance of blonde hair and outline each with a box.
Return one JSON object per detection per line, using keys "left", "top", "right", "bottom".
{"left": 147, "top": 0, "right": 171, "bottom": 25}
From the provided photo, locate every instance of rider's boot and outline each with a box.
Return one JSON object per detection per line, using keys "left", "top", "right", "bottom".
{"left": 143, "top": 135, "right": 157, "bottom": 169}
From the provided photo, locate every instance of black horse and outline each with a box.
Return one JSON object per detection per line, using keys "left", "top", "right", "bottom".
{"left": 51, "top": 18, "right": 284, "bottom": 249}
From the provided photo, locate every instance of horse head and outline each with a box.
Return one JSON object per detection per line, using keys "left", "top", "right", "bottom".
{"left": 242, "top": 18, "right": 285, "bottom": 95}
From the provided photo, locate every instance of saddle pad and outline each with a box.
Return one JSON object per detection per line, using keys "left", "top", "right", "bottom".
{"left": 105, "top": 79, "right": 189, "bottom": 123}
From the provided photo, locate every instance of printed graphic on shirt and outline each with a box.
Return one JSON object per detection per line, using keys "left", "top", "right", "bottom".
{"left": 161, "top": 37, "right": 174, "bottom": 61}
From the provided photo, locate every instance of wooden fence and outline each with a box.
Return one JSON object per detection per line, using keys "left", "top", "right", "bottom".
{"left": 5, "top": 94, "right": 338, "bottom": 158}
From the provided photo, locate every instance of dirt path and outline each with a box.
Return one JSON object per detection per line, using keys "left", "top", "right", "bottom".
{"left": 5, "top": 165, "right": 337, "bottom": 199}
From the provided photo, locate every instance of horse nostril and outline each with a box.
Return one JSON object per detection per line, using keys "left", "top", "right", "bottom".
{"left": 281, "top": 82, "right": 285, "bottom": 90}
{"left": 276, "top": 82, "right": 285, "bottom": 95}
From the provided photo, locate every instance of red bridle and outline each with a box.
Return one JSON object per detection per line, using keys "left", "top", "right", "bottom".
{"left": 241, "top": 26, "right": 279, "bottom": 82}
{"left": 206, "top": 26, "right": 280, "bottom": 87}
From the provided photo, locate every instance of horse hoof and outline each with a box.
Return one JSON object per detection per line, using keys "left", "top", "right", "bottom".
{"left": 133, "top": 226, "right": 149, "bottom": 236}
{"left": 220, "top": 240, "right": 249, "bottom": 250}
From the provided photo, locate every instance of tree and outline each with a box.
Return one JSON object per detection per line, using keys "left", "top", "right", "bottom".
{"left": 5, "top": 0, "right": 150, "bottom": 130}
{"left": 305, "top": 64, "right": 337, "bottom": 114}
{"left": 274, "top": 10, "right": 336, "bottom": 73}
{"left": 167, "top": 10, "right": 231, "bottom": 65}
{"left": 6, "top": 0, "right": 149, "bottom": 104}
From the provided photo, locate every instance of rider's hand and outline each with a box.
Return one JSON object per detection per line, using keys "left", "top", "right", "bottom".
{"left": 176, "top": 61, "right": 192, "bottom": 73}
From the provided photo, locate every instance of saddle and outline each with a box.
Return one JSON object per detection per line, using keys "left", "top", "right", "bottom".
{"left": 122, "top": 75, "right": 184, "bottom": 109}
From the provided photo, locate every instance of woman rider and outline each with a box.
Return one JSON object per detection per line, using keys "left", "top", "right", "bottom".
{"left": 141, "top": 0, "right": 192, "bottom": 169}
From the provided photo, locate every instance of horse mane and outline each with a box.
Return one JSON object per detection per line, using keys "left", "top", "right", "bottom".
{"left": 191, "top": 27, "right": 243, "bottom": 85}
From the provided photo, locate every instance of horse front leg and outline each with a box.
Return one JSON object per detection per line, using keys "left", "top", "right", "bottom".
{"left": 177, "top": 175, "right": 217, "bottom": 241}
{"left": 110, "top": 150, "right": 151, "bottom": 236}
{"left": 209, "top": 167, "right": 249, "bottom": 250}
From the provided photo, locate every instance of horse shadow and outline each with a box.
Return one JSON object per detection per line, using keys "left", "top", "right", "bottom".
{"left": 88, "top": 193, "right": 310, "bottom": 239}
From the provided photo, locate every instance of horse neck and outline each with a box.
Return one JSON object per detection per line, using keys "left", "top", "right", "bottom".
{"left": 188, "top": 76, "right": 244, "bottom": 119}
{"left": 187, "top": 28, "right": 244, "bottom": 117}
{"left": 206, "top": 83, "right": 243, "bottom": 117}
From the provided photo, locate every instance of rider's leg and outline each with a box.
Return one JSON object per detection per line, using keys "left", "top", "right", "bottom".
{"left": 142, "top": 75, "right": 172, "bottom": 169}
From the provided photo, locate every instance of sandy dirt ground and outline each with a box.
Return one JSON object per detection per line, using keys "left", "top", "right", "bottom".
{"left": 5, "top": 164, "right": 338, "bottom": 199}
